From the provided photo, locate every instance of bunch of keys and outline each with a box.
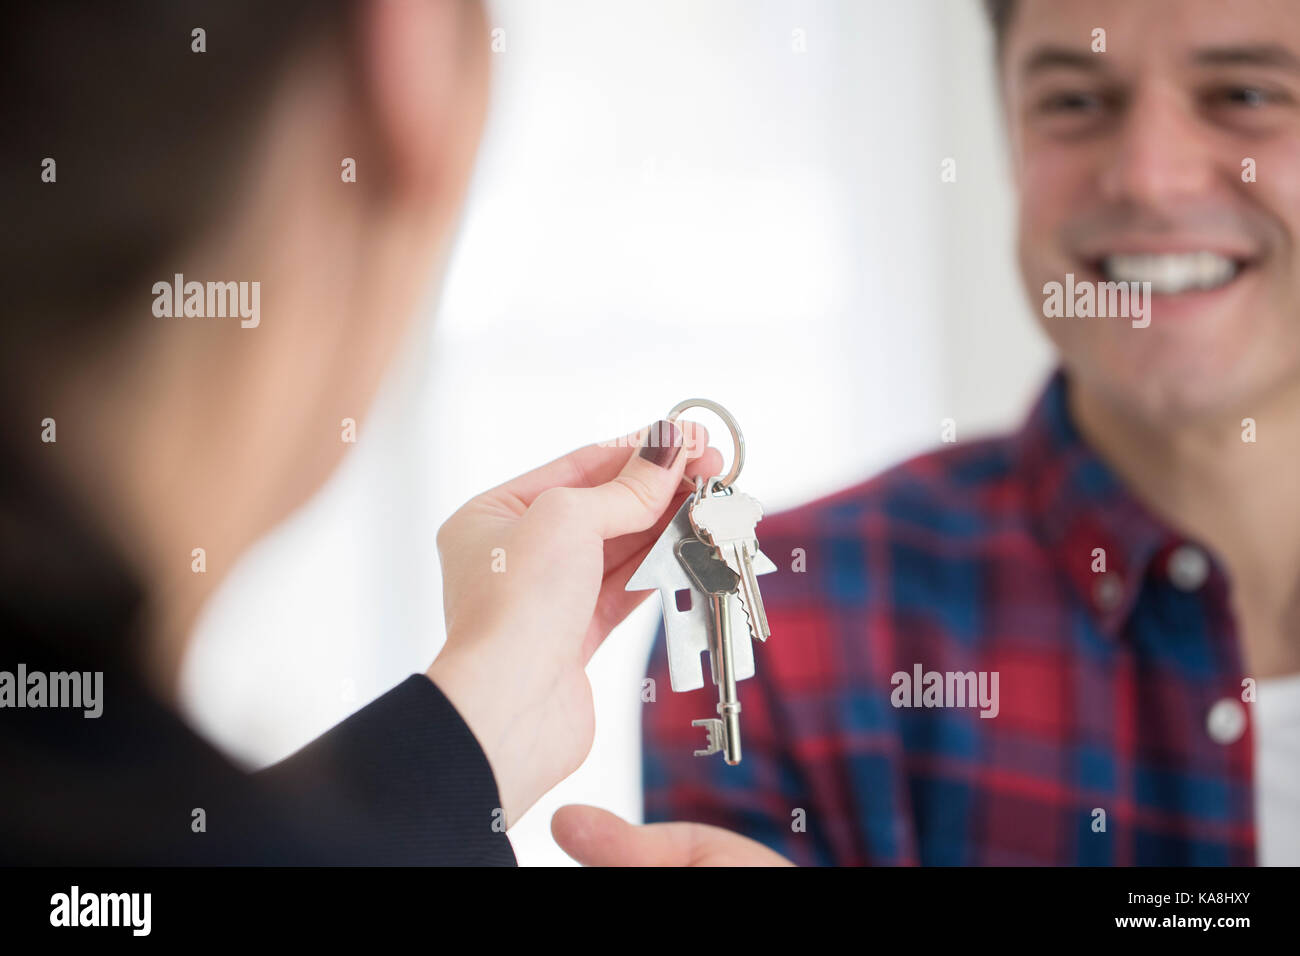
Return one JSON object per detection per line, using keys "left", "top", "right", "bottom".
{"left": 626, "top": 399, "right": 774, "bottom": 765}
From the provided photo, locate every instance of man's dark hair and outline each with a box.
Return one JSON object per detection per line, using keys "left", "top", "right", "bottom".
{"left": 983, "top": 0, "right": 1016, "bottom": 53}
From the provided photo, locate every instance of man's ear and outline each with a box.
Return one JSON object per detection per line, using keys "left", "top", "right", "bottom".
{"left": 360, "top": 0, "right": 474, "bottom": 197}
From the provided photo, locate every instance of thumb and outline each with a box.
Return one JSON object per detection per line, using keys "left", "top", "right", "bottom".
{"left": 551, "top": 805, "right": 697, "bottom": 867}
{"left": 551, "top": 804, "right": 796, "bottom": 867}
{"left": 582, "top": 420, "right": 688, "bottom": 539}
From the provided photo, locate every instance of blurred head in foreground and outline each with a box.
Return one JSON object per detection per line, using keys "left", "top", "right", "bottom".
{"left": 1, "top": 1, "right": 490, "bottom": 692}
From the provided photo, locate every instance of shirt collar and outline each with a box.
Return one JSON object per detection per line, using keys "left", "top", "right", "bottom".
{"left": 1011, "top": 368, "right": 1179, "bottom": 639}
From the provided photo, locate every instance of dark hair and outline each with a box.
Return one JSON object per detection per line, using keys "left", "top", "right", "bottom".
{"left": 1, "top": 2, "right": 351, "bottom": 358}
{"left": 983, "top": 0, "right": 1016, "bottom": 53}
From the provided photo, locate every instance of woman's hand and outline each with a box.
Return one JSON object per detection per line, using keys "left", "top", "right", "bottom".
{"left": 551, "top": 805, "right": 795, "bottom": 866}
{"left": 427, "top": 420, "right": 722, "bottom": 826}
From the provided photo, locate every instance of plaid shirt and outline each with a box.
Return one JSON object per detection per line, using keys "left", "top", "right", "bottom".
{"left": 642, "top": 370, "right": 1255, "bottom": 865}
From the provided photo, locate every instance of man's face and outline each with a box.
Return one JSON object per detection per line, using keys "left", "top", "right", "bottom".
{"left": 1004, "top": 0, "right": 1300, "bottom": 423}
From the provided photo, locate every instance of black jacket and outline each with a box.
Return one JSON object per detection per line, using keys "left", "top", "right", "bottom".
{"left": 0, "top": 440, "right": 516, "bottom": 865}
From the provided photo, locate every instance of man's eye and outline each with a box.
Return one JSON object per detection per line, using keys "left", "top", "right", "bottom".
{"left": 1208, "top": 85, "right": 1288, "bottom": 108}
{"left": 1036, "top": 90, "right": 1104, "bottom": 114}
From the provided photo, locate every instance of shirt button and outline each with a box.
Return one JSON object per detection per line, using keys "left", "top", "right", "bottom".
{"left": 1168, "top": 544, "right": 1210, "bottom": 591}
{"left": 1206, "top": 698, "right": 1246, "bottom": 745}
{"left": 1092, "top": 574, "right": 1123, "bottom": 611}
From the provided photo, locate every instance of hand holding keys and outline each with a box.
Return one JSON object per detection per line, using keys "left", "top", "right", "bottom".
{"left": 626, "top": 399, "right": 775, "bottom": 765}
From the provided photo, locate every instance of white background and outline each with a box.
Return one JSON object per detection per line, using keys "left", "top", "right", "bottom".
{"left": 181, "top": 0, "right": 1051, "bottom": 865}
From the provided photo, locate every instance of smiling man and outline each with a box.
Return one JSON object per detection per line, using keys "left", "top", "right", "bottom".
{"left": 639, "top": 0, "right": 1300, "bottom": 865}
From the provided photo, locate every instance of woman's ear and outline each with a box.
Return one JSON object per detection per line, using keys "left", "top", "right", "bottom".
{"left": 359, "top": 0, "right": 486, "bottom": 199}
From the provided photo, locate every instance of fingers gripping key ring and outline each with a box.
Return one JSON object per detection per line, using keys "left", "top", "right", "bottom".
{"left": 666, "top": 398, "right": 745, "bottom": 492}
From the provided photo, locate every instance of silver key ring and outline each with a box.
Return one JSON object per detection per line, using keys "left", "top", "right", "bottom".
{"left": 666, "top": 398, "right": 745, "bottom": 491}
{"left": 690, "top": 473, "right": 733, "bottom": 511}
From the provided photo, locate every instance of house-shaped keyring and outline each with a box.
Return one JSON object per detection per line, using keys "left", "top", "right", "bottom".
{"left": 627, "top": 497, "right": 777, "bottom": 692}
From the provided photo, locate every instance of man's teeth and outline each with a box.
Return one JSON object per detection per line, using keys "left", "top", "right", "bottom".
{"left": 1101, "top": 252, "right": 1239, "bottom": 294}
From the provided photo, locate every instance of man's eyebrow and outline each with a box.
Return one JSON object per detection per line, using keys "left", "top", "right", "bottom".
{"left": 1192, "top": 44, "right": 1300, "bottom": 71}
{"left": 1019, "top": 46, "right": 1105, "bottom": 78}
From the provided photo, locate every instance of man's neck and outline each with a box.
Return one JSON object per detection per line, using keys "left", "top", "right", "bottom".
{"left": 1069, "top": 374, "right": 1300, "bottom": 679}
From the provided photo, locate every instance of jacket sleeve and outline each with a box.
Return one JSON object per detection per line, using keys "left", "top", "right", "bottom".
{"left": 257, "top": 674, "right": 516, "bottom": 865}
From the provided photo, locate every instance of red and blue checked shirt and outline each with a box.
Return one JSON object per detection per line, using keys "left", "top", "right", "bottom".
{"left": 641, "top": 370, "right": 1255, "bottom": 865}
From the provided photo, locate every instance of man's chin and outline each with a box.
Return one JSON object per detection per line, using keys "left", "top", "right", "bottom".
{"left": 1046, "top": 301, "right": 1297, "bottom": 427}
{"left": 1068, "top": 348, "right": 1291, "bottom": 429}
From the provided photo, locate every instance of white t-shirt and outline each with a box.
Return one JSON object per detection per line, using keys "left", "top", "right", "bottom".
{"left": 1255, "top": 673, "right": 1300, "bottom": 866}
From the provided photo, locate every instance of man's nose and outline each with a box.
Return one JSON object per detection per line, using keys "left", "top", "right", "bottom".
{"left": 1098, "top": 85, "right": 1218, "bottom": 209}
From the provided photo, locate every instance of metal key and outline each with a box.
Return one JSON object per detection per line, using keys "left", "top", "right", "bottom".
{"left": 675, "top": 537, "right": 743, "bottom": 764}
{"left": 623, "top": 397, "right": 777, "bottom": 765}
{"left": 690, "top": 488, "right": 772, "bottom": 645}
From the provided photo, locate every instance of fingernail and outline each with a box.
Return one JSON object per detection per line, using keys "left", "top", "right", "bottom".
{"left": 638, "top": 419, "right": 682, "bottom": 468}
